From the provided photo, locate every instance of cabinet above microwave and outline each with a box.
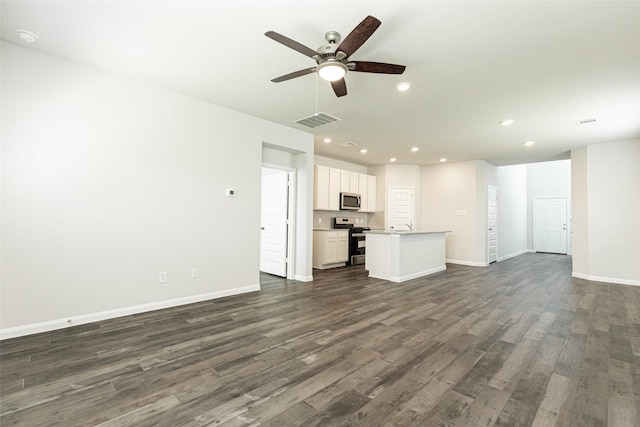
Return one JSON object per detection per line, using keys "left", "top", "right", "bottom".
{"left": 313, "top": 165, "right": 376, "bottom": 212}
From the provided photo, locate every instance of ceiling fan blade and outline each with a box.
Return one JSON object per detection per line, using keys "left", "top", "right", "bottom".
{"left": 351, "top": 61, "right": 406, "bottom": 74}
{"left": 265, "top": 31, "right": 318, "bottom": 59}
{"left": 336, "top": 15, "right": 381, "bottom": 58}
{"left": 331, "top": 78, "right": 347, "bottom": 97}
{"left": 271, "top": 67, "right": 316, "bottom": 83}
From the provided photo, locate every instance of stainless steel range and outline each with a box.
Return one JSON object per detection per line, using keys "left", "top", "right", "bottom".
{"left": 333, "top": 217, "right": 370, "bottom": 266}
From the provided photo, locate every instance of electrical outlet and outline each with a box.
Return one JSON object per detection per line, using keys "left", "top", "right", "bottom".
{"left": 159, "top": 272, "right": 167, "bottom": 283}
{"left": 192, "top": 268, "right": 199, "bottom": 279}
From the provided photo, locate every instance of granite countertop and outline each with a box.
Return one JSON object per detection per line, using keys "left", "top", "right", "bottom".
{"left": 365, "top": 230, "right": 451, "bottom": 235}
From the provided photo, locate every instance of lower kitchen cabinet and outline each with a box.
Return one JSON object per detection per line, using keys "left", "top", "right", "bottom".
{"left": 313, "top": 230, "right": 349, "bottom": 269}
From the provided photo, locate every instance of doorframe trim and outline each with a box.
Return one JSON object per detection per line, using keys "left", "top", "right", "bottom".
{"left": 488, "top": 185, "right": 498, "bottom": 264}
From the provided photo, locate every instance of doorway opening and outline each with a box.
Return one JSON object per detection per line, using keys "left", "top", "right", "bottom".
{"left": 260, "top": 167, "right": 295, "bottom": 279}
{"left": 387, "top": 186, "right": 415, "bottom": 231}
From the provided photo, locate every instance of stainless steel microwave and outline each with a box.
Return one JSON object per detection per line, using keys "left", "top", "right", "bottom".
{"left": 340, "top": 192, "right": 361, "bottom": 210}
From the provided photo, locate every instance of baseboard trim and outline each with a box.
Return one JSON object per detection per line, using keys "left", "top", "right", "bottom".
{"left": 497, "top": 249, "right": 533, "bottom": 262}
{"left": 572, "top": 272, "right": 640, "bottom": 287}
{"left": 446, "top": 259, "right": 489, "bottom": 267}
{"left": 388, "top": 265, "right": 447, "bottom": 283}
{"left": 294, "top": 274, "right": 313, "bottom": 282}
{"left": 0, "top": 284, "right": 261, "bottom": 341}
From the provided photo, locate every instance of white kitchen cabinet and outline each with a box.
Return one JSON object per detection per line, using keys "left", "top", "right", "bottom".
{"left": 313, "top": 230, "right": 349, "bottom": 269}
{"left": 314, "top": 165, "right": 341, "bottom": 210}
{"left": 329, "top": 168, "right": 341, "bottom": 210}
{"left": 367, "top": 174, "right": 377, "bottom": 212}
{"left": 340, "top": 170, "right": 359, "bottom": 194}
{"left": 359, "top": 173, "right": 368, "bottom": 212}
{"left": 314, "top": 165, "right": 329, "bottom": 210}
{"left": 357, "top": 173, "right": 377, "bottom": 212}
{"left": 314, "top": 165, "right": 376, "bottom": 212}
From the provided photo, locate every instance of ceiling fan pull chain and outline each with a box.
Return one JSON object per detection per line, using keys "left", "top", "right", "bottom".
{"left": 315, "top": 73, "right": 319, "bottom": 113}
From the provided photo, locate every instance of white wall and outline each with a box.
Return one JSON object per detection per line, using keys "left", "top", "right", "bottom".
{"left": 422, "top": 160, "right": 489, "bottom": 266}
{"left": 496, "top": 164, "right": 528, "bottom": 260}
{"left": 527, "top": 160, "right": 572, "bottom": 251}
{"left": 572, "top": 140, "right": 640, "bottom": 285}
{"left": 1, "top": 42, "right": 314, "bottom": 337}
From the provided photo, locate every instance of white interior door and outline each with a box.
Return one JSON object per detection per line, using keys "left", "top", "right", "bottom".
{"left": 387, "top": 187, "right": 414, "bottom": 230}
{"left": 534, "top": 197, "right": 568, "bottom": 254}
{"left": 260, "top": 168, "right": 289, "bottom": 277}
{"left": 488, "top": 185, "right": 498, "bottom": 263}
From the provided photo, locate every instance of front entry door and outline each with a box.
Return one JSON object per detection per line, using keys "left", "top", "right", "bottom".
{"left": 534, "top": 197, "right": 568, "bottom": 254}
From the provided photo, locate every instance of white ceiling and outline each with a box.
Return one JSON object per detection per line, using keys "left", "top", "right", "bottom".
{"left": 2, "top": 1, "right": 639, "bottom": 166}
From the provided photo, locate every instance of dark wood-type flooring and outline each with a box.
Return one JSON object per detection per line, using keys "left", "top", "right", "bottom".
{"left": 1, "top": 253, "right": 640, "bottom": 426}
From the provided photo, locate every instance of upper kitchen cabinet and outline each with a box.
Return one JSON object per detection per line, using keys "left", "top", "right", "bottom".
{"left": 314, "top": 165, "right": 376, "bottom": 212}
{"left": 365, "top": 174, "right": 377, "bottom": 213}
{"left": 314, "top": 165, "right": 341, "bottom": 211}
{"left": 358, "top": 173, "right": 377, "bottom": 213}
{"left": 340, "top": 170, "right": 360, "bottom": 194}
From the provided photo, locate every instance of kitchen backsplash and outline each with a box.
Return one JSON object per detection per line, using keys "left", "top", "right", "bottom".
{"left": 313, "top": 210, "right": 368, "bottom": 229}
{"left": 368, "top": 211, "right": 385, "bottom": 230}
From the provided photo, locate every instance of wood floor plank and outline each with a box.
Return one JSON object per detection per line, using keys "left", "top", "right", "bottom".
{"left": 1, "top": 253, "right": 639, "bottom": 426}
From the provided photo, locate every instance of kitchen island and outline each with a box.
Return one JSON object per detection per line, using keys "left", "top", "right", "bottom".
{"left": 365, "top": 230, "right": 449, "bottom": 283}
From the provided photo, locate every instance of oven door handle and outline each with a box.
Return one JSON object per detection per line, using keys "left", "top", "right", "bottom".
{"left": 351, "top": 233, "right": 366, "bottom": 237}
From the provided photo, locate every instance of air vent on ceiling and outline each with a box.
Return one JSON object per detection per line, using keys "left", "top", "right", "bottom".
{"left": 577, "top": 118, "right": 597, "bottom": 125}
{"left": 339, "top": 141, "right": 357, "bottom": 147}
{"left": 295, "top": 112, "right": 341, "bottom": 128}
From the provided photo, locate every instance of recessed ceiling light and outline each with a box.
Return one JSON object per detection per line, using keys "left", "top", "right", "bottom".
{"left": 410, "top": 147, "right": 419, "bottom": 152}
{"left": 360, "top": 149, "right": 368, "bottom": 154}
{"left": 440, "top": 157, "right": 447, "bottom": 162}
{"left": 323, "top": 138, "right": 331, "bottom": 143}
{"left": 16, "top": 29, "right": 38, "bottom": 43}
{"left": 390, "top": 158, "right": 397, "bottom": 162}
{"left": 523, "top": 140, "right": 535, "bottom": 146}
{"left": 499, "top": 119, "right": 515, "bottom": 126}
{"left": 395, "top": 82, "right": 412, "bottom": 91}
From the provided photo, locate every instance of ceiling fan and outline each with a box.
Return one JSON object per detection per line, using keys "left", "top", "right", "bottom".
{"left": 265, "top": 15, "right": 406, "bottom": 97}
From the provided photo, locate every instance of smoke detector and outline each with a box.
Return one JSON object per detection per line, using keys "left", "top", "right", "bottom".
{"left": 16, "top": 29, "right": 38, "bottom": 43}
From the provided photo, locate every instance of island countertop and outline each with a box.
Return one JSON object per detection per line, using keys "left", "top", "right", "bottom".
{"left": 365, "top": 230, "right": 450, "bottom": 235}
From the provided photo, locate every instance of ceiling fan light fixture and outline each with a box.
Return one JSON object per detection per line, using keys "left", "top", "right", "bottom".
{"left": 317, "top": 62, "right": 347, "bottom": 82}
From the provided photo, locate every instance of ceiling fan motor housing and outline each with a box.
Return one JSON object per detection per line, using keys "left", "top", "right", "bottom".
{"left": 316, "top": 31, "right": 341, "bottom": 61}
